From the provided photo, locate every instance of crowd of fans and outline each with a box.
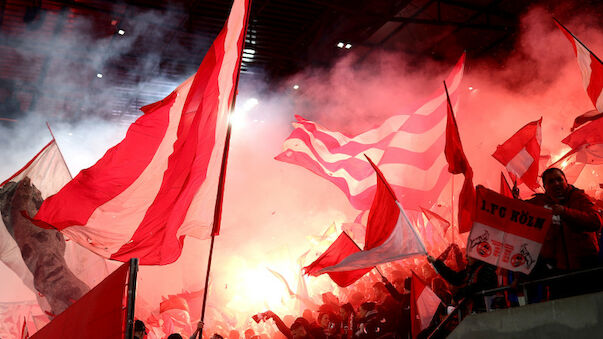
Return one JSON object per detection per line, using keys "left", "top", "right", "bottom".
{"left": 137, "top": 168, "right": 603, "bottom": 339}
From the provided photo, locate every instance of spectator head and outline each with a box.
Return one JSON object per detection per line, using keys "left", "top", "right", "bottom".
{"left": 134, "top": 320, "right": 147, "bottom": 339}
{"left": 372, "top": 282, "right": 388, "bottom": 301}
{"left": 339, "top": 303, "right": 355, "bottom": 320}
{"left": 317, "top": 312, "right": 329, "bottom": 328}
{"left": 358, "top": 302, "right": 376, "bottom": 318}
{"left": 542, "top": 168, "right": 569, "bottom": 199}
{"left": 167, "top": 334, "right": 183, "bottom": 339}
{"left": 211, "top": 334, "right": 224, "bottom": 339}
{"left": 290, "top": 317, "right": 311, "bottom": 339}
{"left": 350, "top": 292, "right": 364, "bottom": 309}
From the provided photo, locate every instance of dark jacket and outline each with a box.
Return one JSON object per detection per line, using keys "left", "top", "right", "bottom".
{"left": 528, "top": 186, "right": 603, "bottom": 271}
{"left": 432, "top": 259, "right": 497, "bottom": 312}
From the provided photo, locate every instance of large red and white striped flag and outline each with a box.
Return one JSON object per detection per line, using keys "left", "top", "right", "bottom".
{"left": 31, "top": 0, "right": 250, "bottom": 265}
{"left": 555, "top": 19, "right": 603, "bottom": 114}
{"left": 275, "top": 54, "right": 465, "bottom": 211}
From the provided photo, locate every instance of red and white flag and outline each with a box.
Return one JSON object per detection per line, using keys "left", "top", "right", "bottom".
{"left": 316, "top": 157, "right": 426, "bottom": 273}
{"left": 571, "top": 109, "right": 603, "bottom": 131}
{"left": 30, "top": 0, "right": 250, "bottom": 265}
{"left": 1, "top": 140, "right": 71, "bottom": 198}
{"left": 410, "top": 271, "right": 441, "bottom": 339}
{"left": 555, "top": 19, "right": 603, "bottom": 113}
{"left": 0, "top": 140, "right": 71, "bottom": 296}
{"left": 467, "top": 186, "right": 552, "bottom": 274}
{"left": 275, "top": 54, "right": 465, "bottom": 211}
{"left": 492, "top": 118, "right": 542, "bottom": 191}
{"left": 420, "top": 207, "right": 452, "bottom": 248}
{"left": 561, "top": 115, "right": 603, "bottom": 165}
{"left": 303, "top": 232, "right": 372, "bottom": 287}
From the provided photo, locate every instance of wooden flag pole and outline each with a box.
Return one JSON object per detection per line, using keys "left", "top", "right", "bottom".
{"left": 199, "top": 1, "right": 252, "bottom": 338}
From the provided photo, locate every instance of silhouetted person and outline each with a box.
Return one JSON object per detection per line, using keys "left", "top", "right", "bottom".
{"left": 528, "top": 168, "right": 603, "bottom": 299}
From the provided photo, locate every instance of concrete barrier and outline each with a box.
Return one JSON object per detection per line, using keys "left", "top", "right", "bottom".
{"left": 448, "top": 291, "right": 603, "bottom": 338}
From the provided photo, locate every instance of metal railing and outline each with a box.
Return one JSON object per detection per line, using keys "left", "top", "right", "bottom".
{"left": 427, "top": 266, "right": 603, "bottom": 338}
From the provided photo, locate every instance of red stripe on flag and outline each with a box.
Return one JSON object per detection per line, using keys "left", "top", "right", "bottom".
{"left": 34, "top": 93, "right": 175, "bottom": 229}
{"left": 110, "top": 1, "right": 246, "bottom": 263}
{"left": 303, "top": 232, "right": 372, "bottom": 287}
{"left": 587, "top": 53, "right": 603, "bottom": 109}
{"left": 364, "top": 156, "right": 400, "bottom": 249}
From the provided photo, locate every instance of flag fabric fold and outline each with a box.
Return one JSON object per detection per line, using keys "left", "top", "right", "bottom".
{"left": 561, "top": 116, "right": 603, "bottom": 165}
{"left": 555, "top": 19, "right": 603, "bottom": 113}
{"left": 275, "top": 54, "right": 465, "bottom": 211}
{"left": 571, "top": 109, "right": 603, "bottom": 131}
{"left": 491, "top": 118, "right": 543, "bottom": 191}
{"left": 443, "top": 83, "right": 475, "bottom": 233}
{"left": 316, "top": 157, "right": 426, "bottom": 273}
{"left": 303, "top": 232, "right": 372, "bottom": 287}
{"left": 30, "top": 0, "right": 249, "bottom": 265}
{"left": 410, "top": 271, "right": 442, "bottom": 339}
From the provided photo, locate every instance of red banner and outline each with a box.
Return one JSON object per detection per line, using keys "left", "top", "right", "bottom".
{"left": 30, "top": 262, "right": 130, "bottom": 339}
{"left": 467, "top": 186, "right": 552, "bottom": 273}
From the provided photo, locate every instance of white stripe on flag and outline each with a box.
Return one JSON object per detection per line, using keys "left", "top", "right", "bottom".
{"left": 318, "top": 202, "right": 425, "bottom": 272}
{"left": 574, "top": 37, "right": 593, "bottom": 93}
{"left": 506, "top": 147, "right": 534, "bottom": 179}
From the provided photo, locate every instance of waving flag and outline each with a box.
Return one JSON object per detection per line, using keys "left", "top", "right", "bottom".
{"left": 31, "top": 0, "right": 250, "bottom": 265}
{"left": 303, "top": 232, "right": 372, "bottom": 287}
{"left": 1, "top": 140, "right": 71, "bottom": 198}
{"left": 0, "top": 140, "right": 70, "bottom": 295}
{"left": 555, "top": 19, "right": 603, "bottom": 113}
{"left": 420, "top": 207, "right": 450, "bottom": 238}
{"left": 571, "top": 109, "right": 603, "bottom": 131}
{"left": 492, "top": 118, "right": 542, "bottom": 191}
{"left": 410, "top": 271, "right": 441, "bottom": 339}
{"left": 561, "top": 115, "right": 603, "bottom": 165}
{"left": 444, "top": 82, "right": 475, "bottom": 233}
{"left": 276, "top": 54, "right": 465, "bottom": 211}
{"left": 316, "top": 157, "right": 426, "bottom": 273}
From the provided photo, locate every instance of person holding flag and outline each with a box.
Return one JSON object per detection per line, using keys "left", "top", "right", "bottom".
{"left": 426, "top": 253, "right": 497, "bottom": 314}
{"left": 527, "top": 168, "right": 602, "bottom": 280}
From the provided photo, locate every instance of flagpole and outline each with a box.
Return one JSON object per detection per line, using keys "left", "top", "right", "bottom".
{"left": 553, "top": 18, "right": 603, "bottom": 65}
{"left": 199, "top": 0, "right": 252, "bottom": 337}
{"left": 450, "top": 175, "right": 455, "bottom": 244}
{"left": 46, "top": 122, "right": 73, "bottom": 179}
{"left": 443, "top": 80, "right": 458, "bottom": 245}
